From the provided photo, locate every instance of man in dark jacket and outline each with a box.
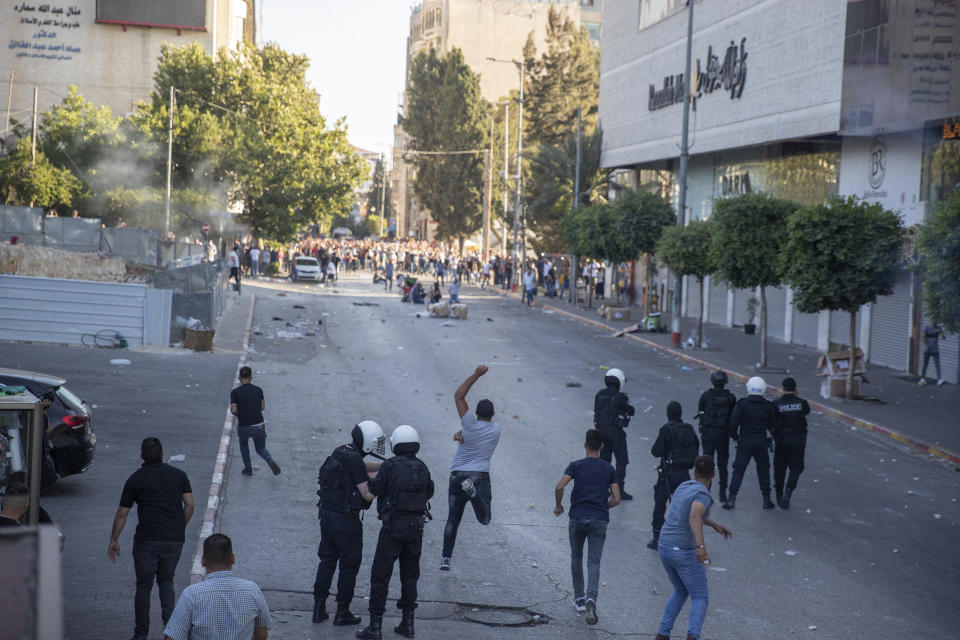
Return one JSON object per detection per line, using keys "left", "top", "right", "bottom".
{"left": 724, "top": 377, "right": 777, "bottom": 510}
{"left": 647, "top": 401, "right": 700, "bottom": 549}
{"left": 593, "top": 368, "right": 636, "bottom": 499}
{"left": 697, "top": 371, "right": 736, "bottom": 503}
{"left": 772, "top": 378, "right": 811, "bottom": 509}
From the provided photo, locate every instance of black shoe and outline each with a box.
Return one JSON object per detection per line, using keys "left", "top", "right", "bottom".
{"left": 776, "top": 489, "right": 784, "bottom": 508}
{"left": 312, "top": 600, "right": 329, "bottom": 623}
{"left": 334, "top": 607, "right": 362, "bottom": 626}
{"left": 267, "top": 458, "right": 282, "bottom": 475}
{"left": 762, "top": 493, "right": 776, "bottom": 509}
{"left": 646, "top": 538, "right": 658, "bottom": 550}
{"left": 394, "top": 610, "right": 415, "bottom": 637}
{"left": 241, "top": 467, "right": 253, "bottom": 476}
{"left": 357, "top": 615, "right": 383, "bottom": 640}
{"left": 722, "top": 494, "right": 736, "bottom": 509}
{"left": 620, "top": 489, "right": 633, "bottom": 500}
{"left": 781, "top": 488, "right": 792, "bottom": 509}
{"left": 585, "top": 599, "right": 598, "bottom": 625}
{"left": 719, "top": 487, "right": 727, "bottom": 503}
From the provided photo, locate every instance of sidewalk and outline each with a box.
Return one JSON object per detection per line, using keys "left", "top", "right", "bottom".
{"left": 474, "top": 283, "right": 960, "bottom": 466}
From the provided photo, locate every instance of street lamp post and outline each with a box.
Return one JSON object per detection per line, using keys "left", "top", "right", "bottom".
{"left": 671, "top": 0, "right": 695, "bottom": 347}
{"left": 487, "top": 57, "right": 524, "bottom": 288}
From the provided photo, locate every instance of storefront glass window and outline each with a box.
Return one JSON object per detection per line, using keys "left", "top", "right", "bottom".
{"left": 921, "top": 122, "right": 960, "bottom": 204}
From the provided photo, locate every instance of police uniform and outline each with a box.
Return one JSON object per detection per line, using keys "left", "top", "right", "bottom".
{"left": 773, "top": 391, "right": 810, "bottom": 508}
{"left": 593, "top": 384, "right": 635, "bottom": 494}
{"left": 697, "top": 386, "right": 736, "bottom": 501}
{"left": 359, "top": 450, "right": 433, "bottom": 639}
{"left": 314, "top": 444, "right": 370, "bottom": 624}
{"left": 648, "top": 401, "right": 700, "bottom": 547}
{"left": 726, "top": 394, "right": 777, "bottom": 509}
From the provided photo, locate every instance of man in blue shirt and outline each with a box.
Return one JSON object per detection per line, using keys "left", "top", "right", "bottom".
{"left": 554, "top": 429, "right": 621, "bottom": 626}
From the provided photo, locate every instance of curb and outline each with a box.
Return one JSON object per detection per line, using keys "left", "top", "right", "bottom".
{"left": 478, "top": 284, "right": 960, "bottom": 468}
{"left": 190, "top": 292, "right": 256, "bottom": 583}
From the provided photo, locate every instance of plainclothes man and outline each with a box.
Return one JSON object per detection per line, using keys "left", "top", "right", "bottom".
{"left": 772, "top": 378, "right": 811, "bottom": 509}
{"left": 918, "top": 322, "right": 946, "bottom": 386}
{"left": 250, "top": 246, "right": 261, "bottom": 278}
{"left": 593, "top": 368, "right": 636, "bottom": 499}
{"left": 313, "top": 421, "right": 385, "bottom": 625}
{"left": 654, "top": 456, "right": 732, "bottom": 640}
{"left": 228, "top": 244, "right": 241, "bottom": 288}
{"left": 554, "top": 429, "right": 621, "bottom": 625}
{"left": 724, "top": 377, "right": 777, "bottom": 510}
{"left": 522, "top": 267, "right": 537, "bottom": 305}
{"left": 109, "top": 437, "right": 194, "bottom": 640}
{"left": 440, "top": 365, "right": 502, "bottom": 571}
{"left": 163, "top": 533, "right": 271, "bottom": 640}
{"left": 356, "top": 426, "right": 434, "bottom": 640}
{"left": 230, "top": 366, "right": 281, "bottom": 476}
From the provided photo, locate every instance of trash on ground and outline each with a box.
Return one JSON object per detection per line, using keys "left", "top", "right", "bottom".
{"left": 272, "top": 316, "right": 283, "bottom": 321}
{"left": 293, "top": 304, "right": 306, "bottom": 309}
{"left": 709, "top": 566, "right": 727, "bottom": 572}
{"left": 352, "top": 302, "right": 380, "bottom": 306}
{"left": 486, "top": 318, "right": 494, "bottom": 322}
{"left": 322, "top": 312, "right": 331, "bottom": 316}
{"left": 168, "top": 454, "right": 186, "bottom": 462}
{"left": 565, "top": 382, "right": 582, "bottom": 388}
{"left": 784, "top": 550, "right": 798, "bottom": 556}
{"left": 934, "top": 513, "right": 943, "bottom": 520}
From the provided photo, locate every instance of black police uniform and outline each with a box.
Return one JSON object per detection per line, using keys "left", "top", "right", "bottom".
{"left": 726, "top": 395, "right": 777, "bottom": 508}
{"left": 594, "top": 382, "right": 636, "bottom": 493}
{"left": 359, "top": 450, "right": 433, "bottom": 639}
{"left": 773, "top": 392, "right": 810, "bottom": 508}
{"left": 697, "top": 386, "right": 736, "bottom": 501}
{"left": 314, "top": 444, "right": 370, "bottom": 623}
{"left": 649, "top": 407, "right": 700, "bottom": 545}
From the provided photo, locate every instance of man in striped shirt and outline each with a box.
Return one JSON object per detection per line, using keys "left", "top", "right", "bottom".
{"left": 163, "top": 534, "right": 270, "bottom": 640}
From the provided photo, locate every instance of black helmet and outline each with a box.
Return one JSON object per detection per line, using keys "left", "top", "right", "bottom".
{"left": 710, "top": 370, "right": 728, "bottom": 386}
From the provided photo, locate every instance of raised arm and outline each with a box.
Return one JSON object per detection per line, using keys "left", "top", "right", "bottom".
{"left": 454, "top": 365, "right": 488, "bottom": 418}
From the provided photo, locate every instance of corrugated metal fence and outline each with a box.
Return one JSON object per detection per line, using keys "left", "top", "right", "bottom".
{"left": 0, "top": 275, "right": 171, "bottom": 347}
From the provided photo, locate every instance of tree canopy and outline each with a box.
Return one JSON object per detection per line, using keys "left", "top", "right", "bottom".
{"left": 657, "top": 220, "right": 716, "bottom": 346}
{"left": 917, "top": 192, "right": 960, "bottom": 334}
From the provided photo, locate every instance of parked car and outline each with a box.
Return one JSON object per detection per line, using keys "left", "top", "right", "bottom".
{"left": 0, "top": 368, "right": 95, "bottom": 488}
{"left": 291, "top": 256, "right": 322, "bottom": 282}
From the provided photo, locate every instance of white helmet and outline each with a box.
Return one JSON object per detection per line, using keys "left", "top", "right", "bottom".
{"left": 746, "top": 376, "right": 766, "bottom": 396}
{"left": 390, "top": 425, "right": 420, "bottom": 453}
{"left": 353, "top": 420, "right": 386, "bottom": 457}
{"left": 604, "top": 368, "right": 626, "bottom": 389}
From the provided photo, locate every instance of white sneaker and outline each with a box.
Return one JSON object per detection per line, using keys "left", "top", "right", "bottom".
{"left": 937, "top": 379, "right": 946, "bottom": 386}
{"left": 918, "top": 379, "right": 927, "bottom": 386}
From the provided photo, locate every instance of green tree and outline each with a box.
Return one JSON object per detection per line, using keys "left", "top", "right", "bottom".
{"left": 404, "top": 48, "right": 487, "bottom": 250}
{"left": 657, "top": 220, "right": 716, "bottom": 348}
{"left": 610, "top": 188, "right": 675, "bottom": 314}
{"left": 523, "top": 6, "right": 600, "bottom": 146}
{"left": 0, "top": 138, "right": 82, "bottom": 208}
{"left": 917, "top": 192, "right": 960, "bottom": 334}
{"left": 711, "top": 192, "right": 798, "bottom": 367}
{"left": 782, "top": 196, "right": 903, "bottom": 397}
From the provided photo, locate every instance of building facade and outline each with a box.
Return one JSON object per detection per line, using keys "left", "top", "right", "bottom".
{"left": 394, "top": 0, "right": 602, "bottom": 241}
{"left": 599, "top": 0, "right": 959, "bottom": 383}
{"left": 2, "top": 0, "right": 255, "bottom": 121}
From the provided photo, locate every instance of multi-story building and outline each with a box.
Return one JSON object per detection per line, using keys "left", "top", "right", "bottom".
{"left": 395, "top": 0, "right": 603, "bottom": 241}
{"left": 1, "top": 0, "right": 255, "bottom": 121}
{"left": 599, "top": 0, "right": 959, "bottom": 383}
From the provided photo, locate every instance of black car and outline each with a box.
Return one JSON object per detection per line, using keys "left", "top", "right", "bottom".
{"left": 0, "top": 368, "right": 96, "bottom": 488}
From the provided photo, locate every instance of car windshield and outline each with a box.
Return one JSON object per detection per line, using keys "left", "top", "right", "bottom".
{"left": 57, "top": 385, "right": 85, "bottom": 411}
{"left": 296, "top": 258, "right": 318, "bottom": 266}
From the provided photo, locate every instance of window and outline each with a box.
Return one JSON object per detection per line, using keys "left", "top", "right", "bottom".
{"left": 584, "top": 21, "right": 602, "bottom": 41}
{"left": 639, "top": 0, "right": 700, "bottom": 31}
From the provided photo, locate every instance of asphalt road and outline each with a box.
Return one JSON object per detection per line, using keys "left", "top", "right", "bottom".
{"left": 215, "top": 274, "right": 959, "bottom": 640}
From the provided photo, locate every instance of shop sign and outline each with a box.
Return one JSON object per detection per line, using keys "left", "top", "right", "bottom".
{"left": 648, "top": 38, "right": 748, "bottom": 111}
{"left": 943, "top": 122, "right": 960, "bottom": 140}
{"left": 868, "top": 133, "right": 886, "bottom": 190}
{"left": 720, "top": 172, "right": 752, "bottom": 197}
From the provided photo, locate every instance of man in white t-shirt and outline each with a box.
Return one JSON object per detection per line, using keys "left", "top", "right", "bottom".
{"left": 250, "top": 247, "right": 261, "bottom": 279}
{"left": 229, "top": 245, "right": 241, "bottom": 288}
{"left": 440, "top": 365, "right": 501, "bottom": 571}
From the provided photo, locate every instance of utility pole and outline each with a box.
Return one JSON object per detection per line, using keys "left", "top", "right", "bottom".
{"left": 483, "top": 118, "right": 493, "bottom": 262}
{"left": 4, "top": 70, "right": 13, "bottom": 135}
{"left": 502, "top": 102, "right": 509, "bottom": 256}
{"left": 513, "top": 60, "right": 524, "bottom": 286}
{"left": 30, "top": 86, "right": 38, "bottom": 167}
{"left": 571, "top": 106, "right": 581, "bottom": 304}
{"left": 165, "top": 85, "right": 175, "bottom": 237}
{"left": 377, "top": 154, "right": 386, "bottom": 238}
{"left": 671, "top": 0, "right": 695, "bottom": 347}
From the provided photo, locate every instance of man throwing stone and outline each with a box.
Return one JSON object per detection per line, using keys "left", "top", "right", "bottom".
{"left": 440, "top": 365, "right": 502, "bottom": 571}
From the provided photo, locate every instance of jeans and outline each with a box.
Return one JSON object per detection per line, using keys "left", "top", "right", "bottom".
{"left": 526, "top": 288, "right": 535, "bottom": 305}
{"left": 250, "top": 261, "right": 259, "bottom": 278}
{"left": 237, "top": 424, "right": 272, "bottom": 470}
{"left": 132, "top": 539, "right": 183, "bottom": 637}
{"left": 568, "top": 518, "right": 607, "bottom": 602}
{"left": 657, "top": 544, "right": 709, "bottom": 639}
{"left": 922, "top": 351, "right": 941, "bottom": 379}
{"left": 442, "top": 471, "right": 492, "bottom": 558}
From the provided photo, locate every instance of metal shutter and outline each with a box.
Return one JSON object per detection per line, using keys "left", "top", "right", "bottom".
{"left": 764, "top": 286, "right": 787, "bottom": 341}
{"left": 733, "top": 288, "right": 753, "bottom": 326}
{"left": 685, "top": 275, "right": 701, "bottom": 320}
{"left": 868, "top": 271, "right": 911, "bottom": 371}
{"left": 792, "top": 309, "right": 819, "bottom": 348}
{"left": 829, "top": 309, "right": 861, "bottom": 350}
{"left": 709, "top": 280, "right": 727, "bottom": 324}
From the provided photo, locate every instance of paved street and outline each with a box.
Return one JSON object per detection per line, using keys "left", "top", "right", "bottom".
{"left": 213, "top": 273, "right": 959, "bottom": 640}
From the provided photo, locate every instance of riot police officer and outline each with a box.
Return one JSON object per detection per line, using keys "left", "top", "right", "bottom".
{"left": 593, "top": 368, "right": 636, "bottom": 499}
{"left": 357, "top": 425, "right": 434, "bottom": 640}
{"left": 647, "top": 401, "right": 700, "bottom": 549}
{"left": 313, "top": 420, "right": 386, "bottom": 625}
{"left": 724, "top": 377, "right": 777, "bottom": 510}
{"left": 773, "top": 377, "right": 810, "bottom": 509}
{"left": 697, "top": 371, "right": 736, "bottom": 503}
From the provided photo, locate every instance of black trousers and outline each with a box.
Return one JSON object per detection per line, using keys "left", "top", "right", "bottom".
{"left": 773, "top": 439, "right": 806, "bottom": 492}
{"left": 651, "top": 468, "right": 690, "bottom": 535}
{"left": 368, "top": 518, "right": 423, "bottom": 615}
{"left": 598, "top": 428, "right": 629, "bottom": 486}
{"left": 729, "top": 438, "right": 771, "bottom": 495}
{"left": 314, "top": 510, "right": 363, "bottom": 606}
{"left": 442, "top": 471, "right": 492, "bottom": 558}
{"left": 700, "top": 432, "right": 730, "bottom": 491}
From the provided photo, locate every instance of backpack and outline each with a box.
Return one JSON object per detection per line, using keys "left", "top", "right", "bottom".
{"left": 700, "top": 391, "right": 731, "bottom": 434}
{"left": 667, "top": 423, "right": 699, "bottom": 468}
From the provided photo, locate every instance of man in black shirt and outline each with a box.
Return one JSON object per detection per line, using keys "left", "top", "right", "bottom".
{"left": 108, "top": 437, "right": 194, "bottom": 640}
{"left": 773, "top": 378, "right": 811, "bottom": 509}
{"left": 230, "top": 366, "right": 281, "bottom": 476}
{"left": 0, "top": 481, "right": 29, "bottom": 526}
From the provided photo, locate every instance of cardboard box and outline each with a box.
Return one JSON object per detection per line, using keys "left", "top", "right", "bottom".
{"left": 450, "top": 303, "right": 468, "bottom": 320}
{"left": 601, "top": 306, "right": 631, "bottom": 321}
{"left": 427, "top": 301, "right": 450, "bottom": 318}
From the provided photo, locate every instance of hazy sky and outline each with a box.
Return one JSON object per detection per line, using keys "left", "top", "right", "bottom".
{"left": 261, "top": 0, "right": 413, "bottom": 157}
